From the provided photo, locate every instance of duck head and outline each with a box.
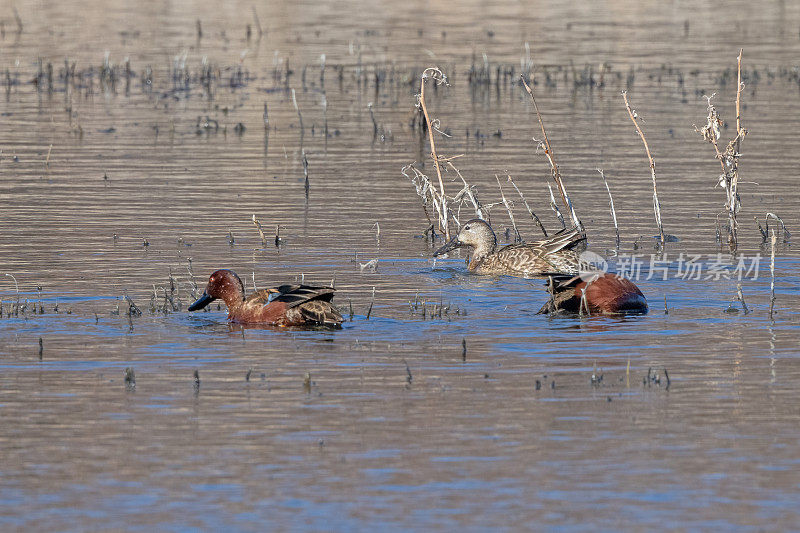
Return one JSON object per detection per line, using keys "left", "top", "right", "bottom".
{"left": 433, "top": 218, "right": 497, "bottom": 260}
{"left": 188, "top": 269, "right": 245, "bottom": 311}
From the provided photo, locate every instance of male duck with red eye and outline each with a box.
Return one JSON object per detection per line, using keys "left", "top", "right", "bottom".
{"left": 188, "top": 269, "right": 343, "bottom": 327}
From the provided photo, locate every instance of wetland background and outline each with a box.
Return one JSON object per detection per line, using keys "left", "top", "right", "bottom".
{"left": 1, "top": 0, "right": 799, "bottom": 529}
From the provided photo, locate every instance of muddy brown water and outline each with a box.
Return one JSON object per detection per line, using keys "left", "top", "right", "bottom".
{"left": 1, "top": 0, "right": 800, "bottom": 530}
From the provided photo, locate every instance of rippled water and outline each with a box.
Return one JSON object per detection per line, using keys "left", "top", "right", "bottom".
{"left": 1, "top": 0, "right": 799, "bottom": 529}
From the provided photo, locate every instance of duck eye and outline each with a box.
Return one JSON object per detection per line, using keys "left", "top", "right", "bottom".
{"left": 464, "top": 225, "right": 470, "bottom": 230}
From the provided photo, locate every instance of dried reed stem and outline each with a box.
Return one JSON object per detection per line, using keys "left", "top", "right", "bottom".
{"left": 769, "top": 230, "right": 776, "bottom": 320}
{"left": 366, "top": 286, "right": 375, "bottom": 319}
{"left": 4, "top": 273, "right": 20, "bottom": 313}
{"left": 736, "top": 283, "right": 749, "bottom": 314}
{"left": 622, "top": 91, "right": 665, "bottom": 246}
{"left": 252, "top": 214, "right": 268, "bottom": 247}
{"left": 302, "top": 150, "right": 309, "bottom": 198}
{"left": 546, "top": 184, "right": 566, "bottom": 229}
{"left": 735, "top": 50, "right": 743, "bottom": 152}
{"left": 291, "top": 88, "right": 304, "bottom": 138}
{"left": 401, "top": 164, "right": 436, "bottom": 228}
{"left": 696, "top": 50, "right": 747, "bottom": 251}
{"left": 367, "top": 102, "right": 378, "bottom": 138}
{"left": 446, "top": 161, "right": 487, "bottom": 221}
{"left": 521, "top": 76, "right": 581, "bottom": 229}
{"left": 579, "top": 286, "right": 590, "bottom": 317}
{"left": 495, "top": 175, "right": 521, "bottom": 242}
{"left": 419, "top": 67, "right": 450, "bottom": 239}
{"left": 764, "top": 212, "right": 790, "bottom": 242}
{"left": 507, "top": 174, "right": 547, "bottom": 237}
{"left": 597, "top": 169, "right": 620, "bottom": 248}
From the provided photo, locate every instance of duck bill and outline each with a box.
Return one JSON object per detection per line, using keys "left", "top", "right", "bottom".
{"left": 433, "top": 236, "right": 462, "bottom": 257}
{"left": 188, "top": 292, "right": 216, "bottom": 311}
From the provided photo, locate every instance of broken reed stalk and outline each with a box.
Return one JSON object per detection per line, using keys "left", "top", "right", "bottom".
{"left": 546, "top": 183, "right": 566, "bottom": 228}
{"left": 622, "top": 90, "right": 666, "bottom": 247}
{"left": 367, "top": 103, "right": 378, "bottom": 138}
{"left": 507, "top": 174, "right": 547, "bottom": 237}
{"left": 496, "top": 175, "right": 521, "bottom": 242}
{"left": 252, "top": 214, "right": 268, "bottom": 246}
{"left": 597, "top": 169, "right": 620, "bottom": 248}
{"left": 124, "top": 367, "right": 135, "bottom": 388}
{"left": 446, "top": 160, "right": 487, "bottom": 221}
{"left": 419, "top": 67, "right": 450, "bottom": 240}
{"left": 291, "top": 88, "right": 304, "bottom": 138}
{"left": 302, "top": 150, "right": 309, "bottom": 198}
{"left": 731, "top": 50, "right": 744, "bottom": 247}
{"left": 579, "top": 286, "right": 590, "bottom": 317}
{"left": 521, "top": 76, "right": 581, "bottom": 230}
{"left": 401, "top": 164, "right": 437, "bottom": 228}
{"left": 736, "top": 282, "right": 749, "bottom": 314}
{"left": 372, "top": 221, "right": 380, "bottom": 246}
{"left": 769, "top": 230, "right": 776, "bottom": 320}
{"left": 366, "top": 286, "right": 375, "bottom": 319}
{"left": 696, "top": 50, "right": 747, "bottom": 251}
{"left": 321, "top": 92, "right": 328, "bottom": 137}
{"left": 764, "top": 212, "right": 791, "bottom": 242}
{"left": 4, "top": 273, "right": 20, "bottom": 314}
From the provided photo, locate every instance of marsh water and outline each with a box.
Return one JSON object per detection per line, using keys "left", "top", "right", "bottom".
{"left": 2, "top": 0, "right": 800, "bottom": 529}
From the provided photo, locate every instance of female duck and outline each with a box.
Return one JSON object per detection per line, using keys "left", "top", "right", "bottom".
{"left": 188, "top": 269, "right": 343, "bottom": 327}
{"left": 434, "top": 219, "right": 648, "bottom": 315}
{"left": 433, "top": 218, "right": 586, "bottom": 276}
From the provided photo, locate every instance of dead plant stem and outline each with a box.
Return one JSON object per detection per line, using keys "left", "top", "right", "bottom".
{"left": 622, "top": 90, "right": 665, "bottom": 246}
{"left": 521, "top": 76, "right": 580, "bottom": 229}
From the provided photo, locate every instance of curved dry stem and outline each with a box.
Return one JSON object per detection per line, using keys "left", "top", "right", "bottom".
{"left": 622, "top": 90, "right": 665, "bottom": 246}
{"left": 521, "top": 76, "right": 581, "bottom": 230}
{"left": 419, "top": 67, "right": 450, "bottom": 240}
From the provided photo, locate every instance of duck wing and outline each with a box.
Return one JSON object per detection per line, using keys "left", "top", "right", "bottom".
{"left": 494, "top": 240, "right": 582, "bottom": 275}
{"left": 531, "top": 225, "right": 586, "bottom": 253}
{"left": 245, "top": 285, "right": 336, "bottom": 308}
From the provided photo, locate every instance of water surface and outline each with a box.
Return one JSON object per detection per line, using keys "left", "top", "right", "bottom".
{"left": 1, "top": 0, "right": 799, "bottom": 529}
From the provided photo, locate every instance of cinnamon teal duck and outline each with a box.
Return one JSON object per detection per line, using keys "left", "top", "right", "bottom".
{"left": 538, "top": 273, "right": 648, "bottom": 315}
{"left": 188, "top": 269, "right": 343, "bottom": 327}
{"left": 433, "top": 218, "right": 586, "bottom": 276}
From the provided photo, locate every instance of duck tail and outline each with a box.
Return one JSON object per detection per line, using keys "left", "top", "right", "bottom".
{"left": 299, "top": 300, "right": 344, "bottom": 327}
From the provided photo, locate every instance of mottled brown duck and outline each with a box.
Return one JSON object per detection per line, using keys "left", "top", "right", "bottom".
{"left": 433, "top": 218, "right": 586, "bottom": 276}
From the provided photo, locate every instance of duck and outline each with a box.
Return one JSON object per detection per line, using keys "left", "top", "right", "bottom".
{"left": 538, "top": 272, "right": 648, "bottom": 315}
{"left": 433, "top": 218, "right": 586, "bottom": 276}
{"left": 188, "top": 269, "right": 343, "bottom": 327}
